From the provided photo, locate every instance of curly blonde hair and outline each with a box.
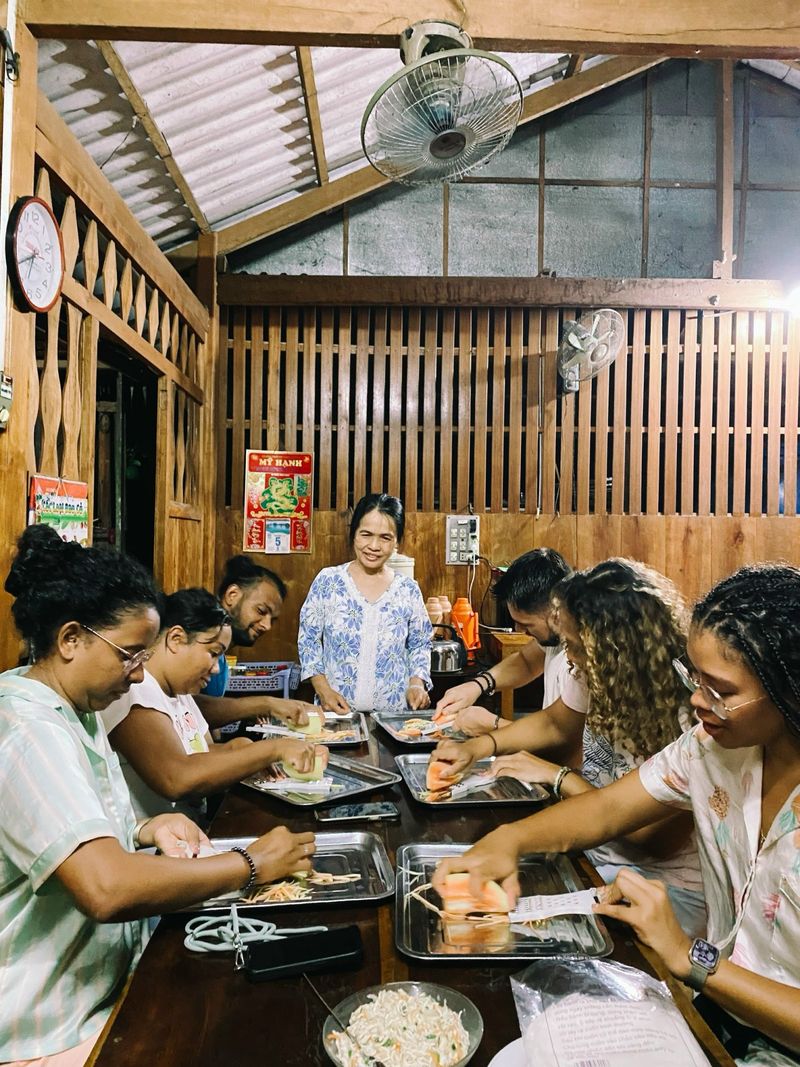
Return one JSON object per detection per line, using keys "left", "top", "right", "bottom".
{"left": 552, "top": 558, "right": 689, "bottom": 760}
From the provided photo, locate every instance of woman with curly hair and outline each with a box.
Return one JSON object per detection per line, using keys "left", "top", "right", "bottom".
{"left": 432, "top": 558, "right": 705, "bottom": 935}
{"left": 434, "top": 562, "right": 800, "bottom": 1066}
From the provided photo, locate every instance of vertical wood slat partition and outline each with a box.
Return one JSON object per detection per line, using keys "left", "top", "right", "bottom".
{"left": 219, "top": 304, "right": 800, "bottom": 521}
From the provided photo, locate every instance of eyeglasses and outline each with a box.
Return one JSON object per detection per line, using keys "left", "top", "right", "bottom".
{"left": 672, "top": 657, "right": 765, "bottom": 721}
{"left": 82, "top": 625, "right": 152, "bottom": 676}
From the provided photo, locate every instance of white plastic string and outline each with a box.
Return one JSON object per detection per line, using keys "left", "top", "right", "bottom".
{"left": 184, "top": 904, "right": 327, "bottom": 967}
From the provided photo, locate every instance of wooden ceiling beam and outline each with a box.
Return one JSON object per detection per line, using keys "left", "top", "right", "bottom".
{"left": 19, "top": 0, "right": 800, "bottom": 56}
{"left": 217, "top": 274, "right": 787, "bottom": 312}
{"left": 170, "top": 54, "right": 664, "bottom": 263}
{"left": 564, "top": 54, "right": 586, "bottom": 78}
{"left": 95, "top": 40, "right": 211, "bottom": 233}
{"left": 296, "top": 46, "right": 329, "bottom": 186}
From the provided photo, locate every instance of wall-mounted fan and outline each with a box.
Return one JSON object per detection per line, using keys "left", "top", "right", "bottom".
{"left": 557, "top": 309, "right": 625, "bottom": 393}
{"left": 361, "top": 20, "right": 523, "bottom": 185}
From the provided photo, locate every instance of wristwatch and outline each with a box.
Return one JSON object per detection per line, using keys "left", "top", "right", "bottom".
{"left": 685, "top": 937, "right": 721, "bottom": 991}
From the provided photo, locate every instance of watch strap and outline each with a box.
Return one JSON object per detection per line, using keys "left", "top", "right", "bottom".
{"left": 685, "top": 960, "right": 711, "bottom": 991}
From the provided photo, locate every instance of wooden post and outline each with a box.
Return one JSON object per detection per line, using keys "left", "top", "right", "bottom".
{"left": 714, "top": 60, "right": 735, "bottom": 279}
{"left": 195, "top": 231, "right": 219, "bottom": 589}
{"left": 0, "top": 16, "right": 38, "bottom": 669}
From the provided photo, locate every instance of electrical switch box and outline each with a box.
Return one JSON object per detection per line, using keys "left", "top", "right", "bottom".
{"left": 445, "top": 514, "right": 480, "bottom": 566}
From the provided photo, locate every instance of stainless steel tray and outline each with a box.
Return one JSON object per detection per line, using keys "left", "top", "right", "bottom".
{"left": 395, "top": 753, "right": 549, "bottom": 807}
{"left": 247, "top": 712, "right": 369, "bottom": 747}
{"left": 241, "top": 752, "right": 401, "bottom": 808}
{"left": 186, "top": 831, "right": 395, "bottom": 912}
{"left": 372, "top": 710, "right": 467, "bottom": 747}
{"left": 395, "top": 842, "right": 613, "bottom": 961}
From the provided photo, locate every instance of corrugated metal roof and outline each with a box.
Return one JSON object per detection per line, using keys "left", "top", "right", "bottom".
{"left": 37, "top": 39, "right": 800, "bottom": 255}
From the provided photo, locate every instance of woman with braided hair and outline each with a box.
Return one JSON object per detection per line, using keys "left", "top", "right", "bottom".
{"left": 434, "top": 562, "right": 800, "bottom": 1065}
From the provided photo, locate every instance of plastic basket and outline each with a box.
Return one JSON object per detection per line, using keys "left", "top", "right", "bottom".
{"left": 226, "top": 661, "right": 301, "bottom": 698}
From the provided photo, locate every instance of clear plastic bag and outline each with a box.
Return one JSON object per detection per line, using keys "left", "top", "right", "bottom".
{"left": 510, "top": 957, "right": 711, "bottom": 1067}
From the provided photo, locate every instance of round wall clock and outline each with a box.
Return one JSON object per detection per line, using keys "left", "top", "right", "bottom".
{"left": 5, "top": 195, "right": 65, "bottom": 313}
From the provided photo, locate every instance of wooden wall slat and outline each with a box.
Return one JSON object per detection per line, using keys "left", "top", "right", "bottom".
{"left": 249, "top": 309, "right": 264, "bottom": 452}
{"left": 284, "top": 308, "right": 299, "bottom": 453}
{"left": 663, "top": 309, "right": 680, "bottom": 514}
{"left": 302, "top": 309, "right": 316, "bottom": 457}
{"left": 231, "top": 306, "right": 246, "bottom": 510}
{"left": 784, "top": 316, "right": 800, "bottom": 516}
{"left": 628, "top": 310, "right": 646, "bottom": 514}
{"left": 558, "top": 309, "right": 576, "bottom": 516}
{"left": 766, "top": 312, "right": 784, "bottom": 516}
{"left": 456, "top": 309, "right": 472, "bottom": 511}
{"left": 732, "top": 311, "right": 749, "bottom": 515}
{"left": 593, "top": 352, "right": 610, "bottom": 516}
{"left": 576, "top": 341, "right": 592, "bottom": 515}
{"left": 371, "top": 308, "right": 387, "bottom": 494}
{"left": 540, "top": 310, "right": 559, "bottom": 514}
{"left": 174, "top": 389, "right": 187, "bottom": 502}
{"left": 697, "top": 311, "right": 715, "bottom": 516}
{"left": 645, "top": 310, "right": 662, "bottom": 515}
{"left": 336, "top": 309, "right": 352, "bottom": 510}
{"left": 422, "top": 309, "right": 438, "bottom": 511}
{"left": 714, "top": 313, "right": 733, "bottom": 514}
{"left": 507, "top": 308, "right": 523, "bottom": 514}
{"left": 680, "top": 309, "right": 698, "bottom": 514}
{"left": 473, "top": 309, "right": 489, "bottom": 511}
{"left": 610, "top": 310, "right": 628, "bottom": 514}
{"left": 61, "top": 304, "right": 82, "bottom": 480}
{"left": 39, "top": 300, "right": 62, "bottom": 475}
{"left": 387, "top": 308, "right": 403, "bottom": 499}
{"left": 749, "top": 311, "right": 766, "bottom": 517}
{"left": 353, "top": 307, "right": 369, "bottom": 502}
{"left": 318, "top": 307, "right": 334, "bottom": 507}
{"left": 439, "top": 308, "right": 455, "bottom": 512}
{"left": 266, "top": 307, "right": 281, "bottom": 451}
{"left": 525, "top": 310, "right": 541, "bottom": 515}
{"left": 78, "top": 314, "right": 99, "bottom": 530}
{"left": 405, "top": 309, "right": 421, "bottom": 510}
{"left": 491, "top": 309, "right": 506, "bottom": 513}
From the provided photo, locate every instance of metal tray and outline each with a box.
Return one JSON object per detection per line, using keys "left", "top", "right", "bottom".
{"left": 186, "top": 831, "right": 395, "bottom": 912}
{"left": 247, "top": 712, "right": 369, "bottom": 747}
{"left": 395, "top": 842, "right": 613, "bottom": 961}
{"left": 241, "top": 752, "right": 402, "bottom": 808}
{"left": 372, "top": 710, "right": 467, "bottom": 747}
{"left": 395, "top": 753, "right": 549, "bottom": 807}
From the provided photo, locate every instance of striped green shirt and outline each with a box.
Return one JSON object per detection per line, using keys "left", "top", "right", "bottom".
{"left": 0, "top": 669, "right": 146, "bottom": 1059}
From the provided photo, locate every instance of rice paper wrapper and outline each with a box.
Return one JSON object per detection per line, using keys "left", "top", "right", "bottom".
{"left": 511, "top": 958, "right": 711, "bottom": 1067}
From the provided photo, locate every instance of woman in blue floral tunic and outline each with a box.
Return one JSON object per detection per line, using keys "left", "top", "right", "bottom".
{"left": 298, "top": 494, "right": 432, "bottom": 713}
{"left": 434, "top": 563, "right": 800, "bottom": 1066}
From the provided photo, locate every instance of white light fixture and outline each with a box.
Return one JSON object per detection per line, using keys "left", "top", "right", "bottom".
{"left": 786, "top": 284, "right": 800, "bottom": 317}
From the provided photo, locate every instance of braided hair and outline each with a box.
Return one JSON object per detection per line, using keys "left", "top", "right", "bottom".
{"left": 691, "top": 563, "right": 800, "bottom": 736}
{"left": 552, "top": 558, "right": 689, "bottom": 760}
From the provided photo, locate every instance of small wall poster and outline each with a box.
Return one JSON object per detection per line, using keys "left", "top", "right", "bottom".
{"left": 243, "top": 450, "right": 313, "bottom": 554}
{"left": 28, "top": 474, "right": 90, "bottom": 544}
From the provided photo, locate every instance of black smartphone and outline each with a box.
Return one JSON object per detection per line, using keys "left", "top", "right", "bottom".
{"left": 244, "top": 925, "right": 363, "bottom": 982}
{"left": 315, "top": 801, "right": 400, "bottom": 823}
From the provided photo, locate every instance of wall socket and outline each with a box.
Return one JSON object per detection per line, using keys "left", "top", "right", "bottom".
{"left": 445, "top": 514, "right": 480, "bottom": 565}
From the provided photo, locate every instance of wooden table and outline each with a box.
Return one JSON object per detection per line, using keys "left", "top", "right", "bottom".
{"left": 90, "top": 725, "right": 734, "bottom": 1067}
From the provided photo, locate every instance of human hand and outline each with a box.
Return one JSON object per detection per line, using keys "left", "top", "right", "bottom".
{"left": 406, "top": 683, "right": 431, "bottom": 710}
{"left": 266, "top": 698, "right": 313, "bottom": 728}
{"left": 430, "top": 737, "right": 482, "bottom": 778}
{"left": 139, "top": 813, "right": 211, "bottom": 858}
{"left": 593, "top": 868, "right": 692, "bottom": 978}
{"left": 432, "top": 828, "right": 522, "bottom": 902}
{"left": 271, "top": 738, "right": 319, "bottom": 774}
{"left": 315, "top": 681, "right": 351, "bottom": 715}
{"left": 434, "top": 680, "right": 483, "bottom": 720}
{"left": 449, "top": 706, "right": 501, "bottom": 736}
{"left": 248, "top": 827, "right": 317, "bottom": 884}
{"left": 487, "top": 751, "right": 559, "bottom": 785}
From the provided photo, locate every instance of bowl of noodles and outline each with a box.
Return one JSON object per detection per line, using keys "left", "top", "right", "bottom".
{"left": 323, "top": 981, "right": 483, "bottom": 1067}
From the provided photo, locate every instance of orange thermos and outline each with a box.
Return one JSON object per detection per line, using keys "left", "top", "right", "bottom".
{"left": 451, "top": 597, "right": 480, "bottom": 660}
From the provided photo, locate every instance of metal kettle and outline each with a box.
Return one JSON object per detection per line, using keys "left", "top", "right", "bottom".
{"left": 430, "top": 624, "right": 467, "bottom": 674}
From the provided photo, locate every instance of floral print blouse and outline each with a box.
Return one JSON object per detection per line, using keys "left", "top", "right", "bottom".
{"left": 639, "top": 724, "right": 800, "bottom": 1064}
{"left": 298, "top": 564, "right": 432, "bottom": 711}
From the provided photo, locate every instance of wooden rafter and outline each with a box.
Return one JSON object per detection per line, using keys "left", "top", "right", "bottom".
{"left": 564, "top": 54, "right": 586, "bottom": 78}
{"left": 714, "top": 60, "right": 735, "bottom": 279}
{"left": 95, "top": 40, "right": 210, "bottom": 233}
{"left": 295, "top": 46, "right": 329, "bottom": 185}
{"left": 19, "top": 0, "right": 800, "bottom": 56}
{"left": 169, "top": 54, "right": 665, "bottom": 262}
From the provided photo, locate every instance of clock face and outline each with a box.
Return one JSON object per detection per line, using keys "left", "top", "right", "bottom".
{"left": 6, "top": 196, "right": 65, "bottom": 313}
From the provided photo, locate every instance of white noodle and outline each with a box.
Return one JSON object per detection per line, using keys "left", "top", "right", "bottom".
{"left": 327, "top": 988, "right": 469, "bottom": 1067}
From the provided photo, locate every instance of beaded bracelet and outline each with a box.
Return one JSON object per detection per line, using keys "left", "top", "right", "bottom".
{"left": 230, "top": 845, "right": 258, "bottom": 893}
{"left": 476, "top": 670, "right": 497, "bottom": 696}
{"left": 473, "top": 674, "right": 489, "bottom": 695}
